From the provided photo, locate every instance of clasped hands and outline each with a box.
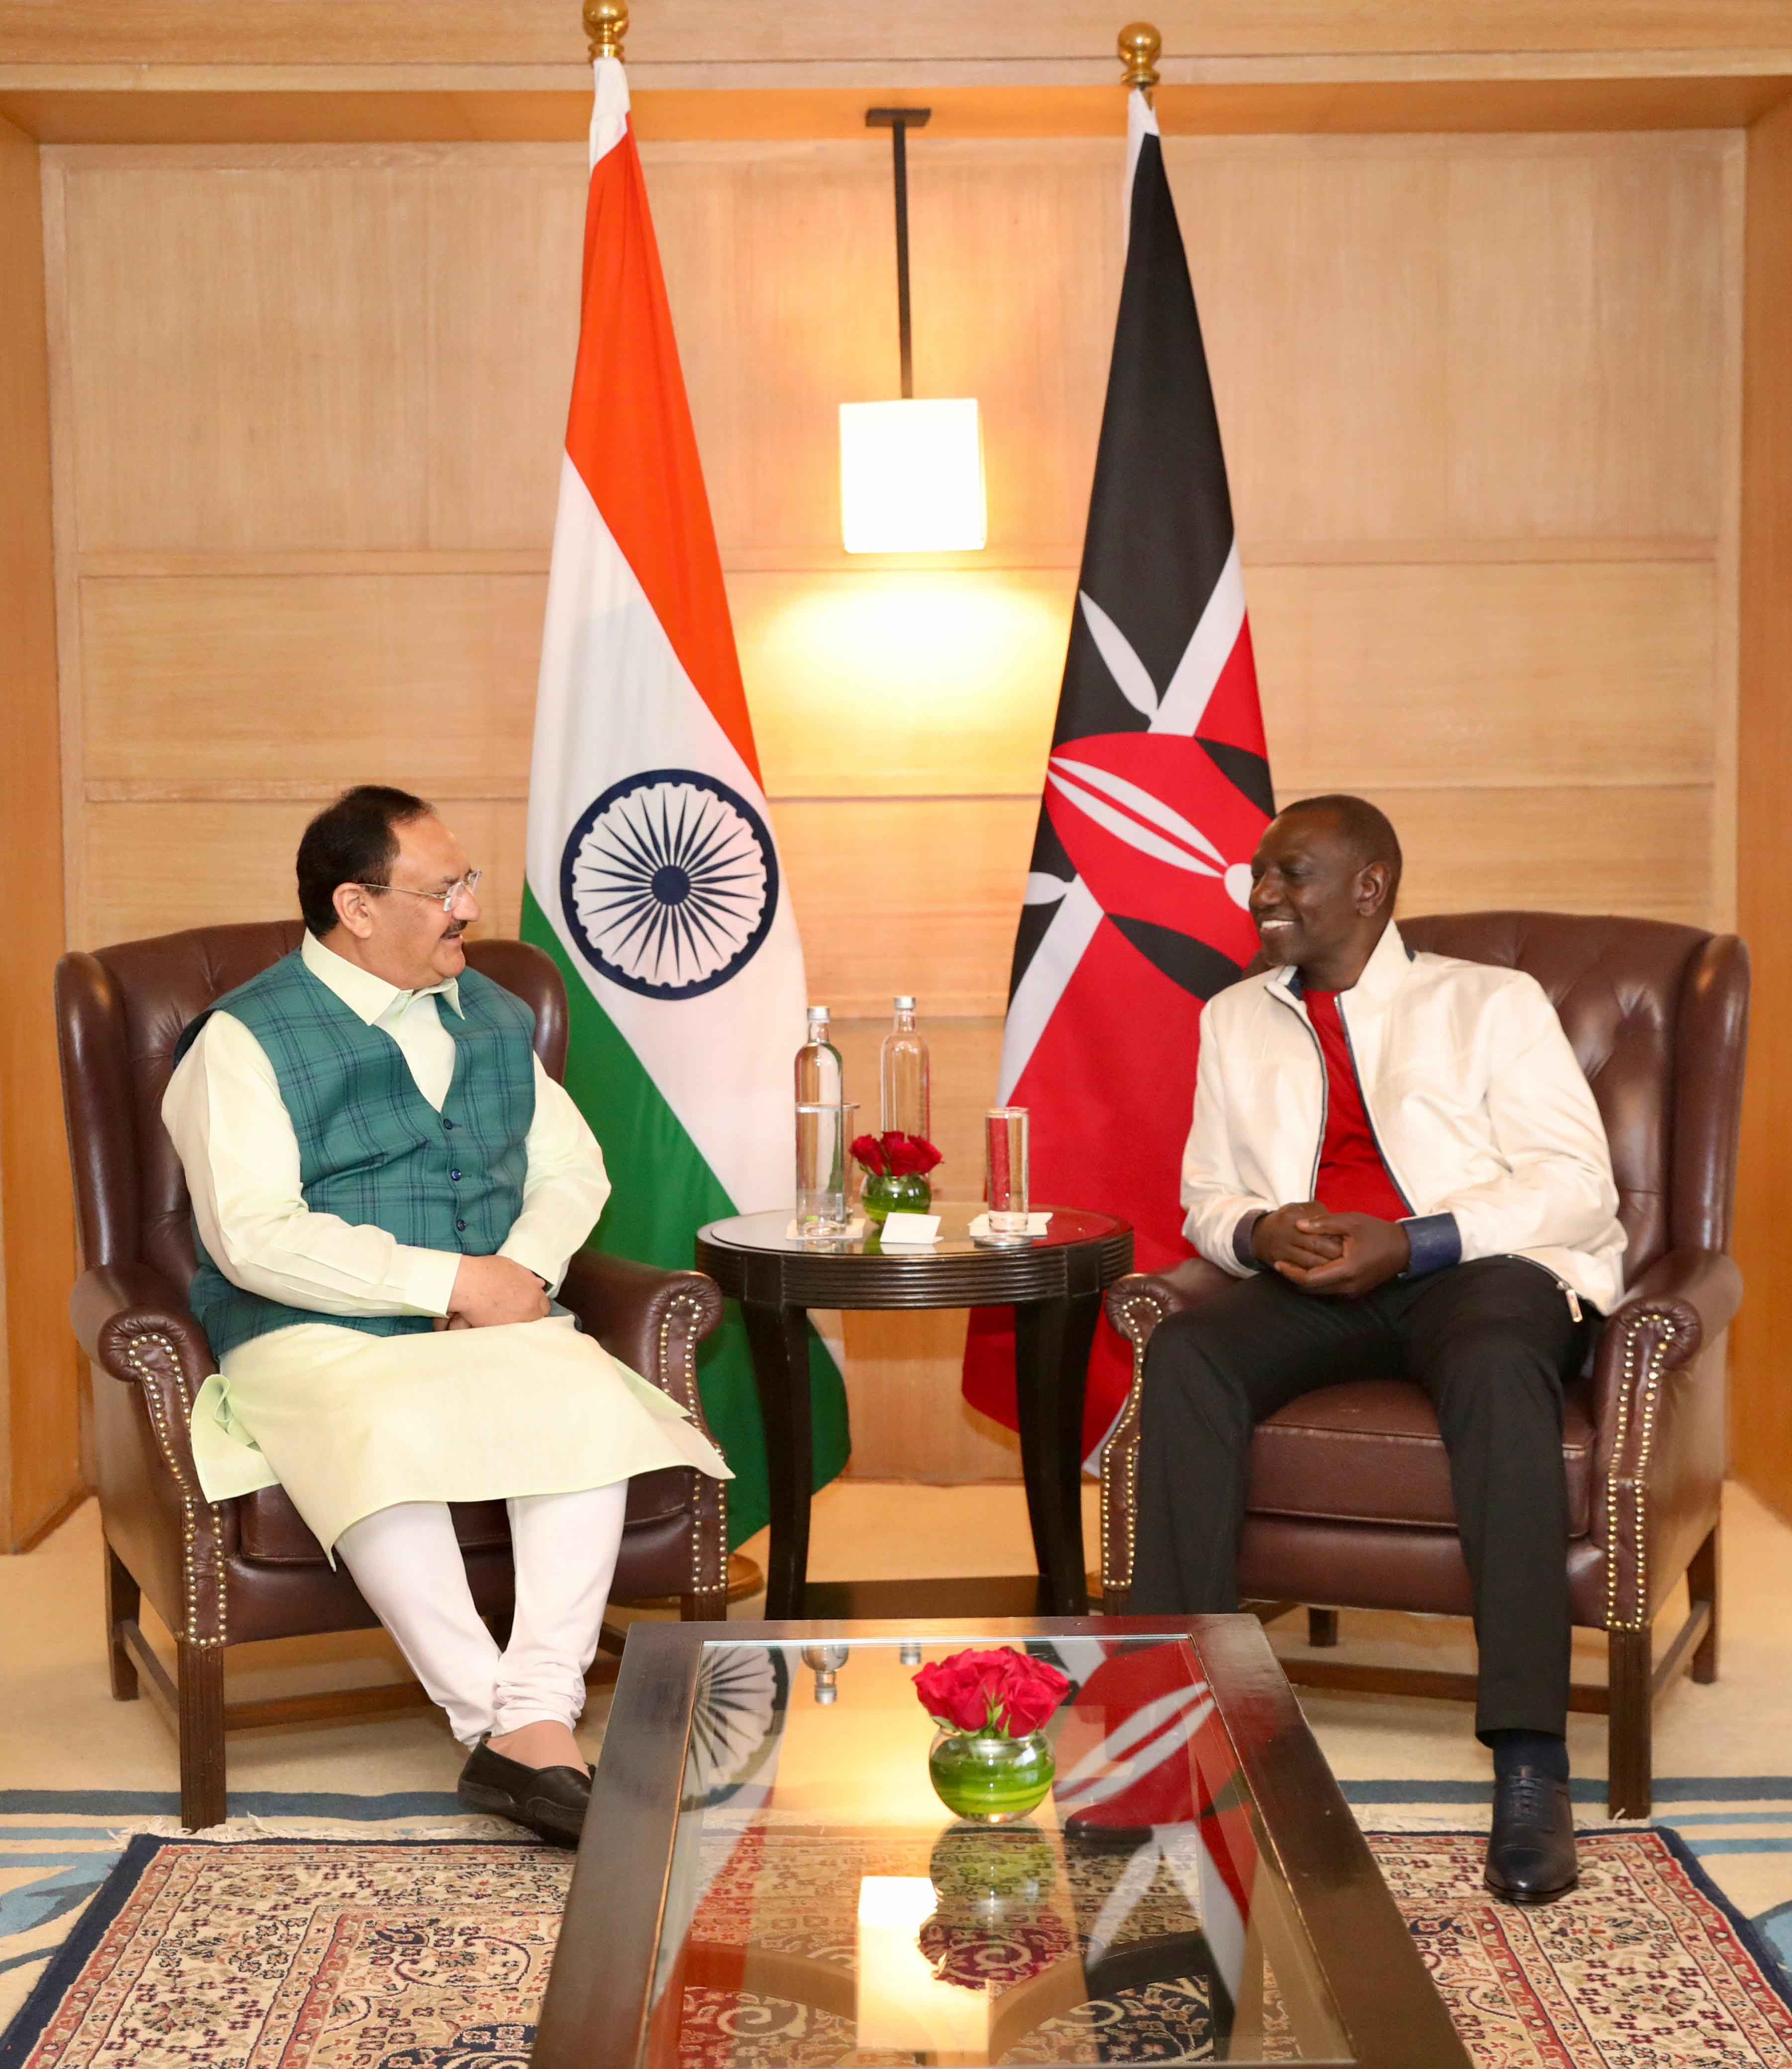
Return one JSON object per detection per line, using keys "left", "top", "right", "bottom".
{"left": 1250, "top": 1202, "right": 1409, "bottom": 1298}
{"left": 433, "top": 1252, "right": 551, "bottom": 1331}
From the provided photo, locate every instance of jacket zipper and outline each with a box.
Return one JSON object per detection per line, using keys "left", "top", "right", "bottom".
{"left": 1272, "top": 987, "right": 1330, "bottom": 1199}
{"left": 1507, "top": 1252, "right": 1584, "bottom": 1323}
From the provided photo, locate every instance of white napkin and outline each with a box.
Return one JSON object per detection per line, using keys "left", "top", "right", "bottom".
{"left": 969, "top": 1211, "right": 1052, "bottom": 1238}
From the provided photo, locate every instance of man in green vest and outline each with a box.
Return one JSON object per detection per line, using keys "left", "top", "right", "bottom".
{"left": 163, "top": 784, "right": 730, "bottom": 1845}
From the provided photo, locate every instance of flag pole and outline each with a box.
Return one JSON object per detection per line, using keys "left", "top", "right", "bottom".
{"left": 584, "top": 0, "right": 628, "bottom": 58}
{"left": 1117, "top": 19, "right": 1161, "bottom": 103}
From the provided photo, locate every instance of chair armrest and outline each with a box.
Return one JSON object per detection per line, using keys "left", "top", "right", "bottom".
{"left": 1591, "top": 1246, "right": 1741, "bottom": 1433}
{"left": 70, "top": 1262, "right": 231, "bottom": 1643}
{"left": 72, "top": 1261, "right": 215, "bottom": 1384}
{"left": 1098, "top": 1256, "right": 1235, "bottom": 1608}
{"left": 1591, "top": 1246, "right": 1741, "bottom": 1629}
{"left": 558, "top": 1248, "right": 725, "bottom": 1434}
{"left": 1103, "top": 1256, "right": 1236, "bottom": 1350}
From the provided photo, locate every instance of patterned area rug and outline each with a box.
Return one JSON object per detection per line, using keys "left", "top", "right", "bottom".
{"left": 3, "top": 1828, "right": 1791, "bottom": 2068}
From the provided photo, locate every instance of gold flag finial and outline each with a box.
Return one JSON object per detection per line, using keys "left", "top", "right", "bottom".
{"left": 584, "top": 0, "right": 628, "bottom": 60}
{"left": 1117, "top": 21, "right": 1161, "bottom": 93}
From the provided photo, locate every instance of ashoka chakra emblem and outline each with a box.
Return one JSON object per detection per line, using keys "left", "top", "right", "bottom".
{"left": 559, "top": 769, "right": 779, "bottom": 1000}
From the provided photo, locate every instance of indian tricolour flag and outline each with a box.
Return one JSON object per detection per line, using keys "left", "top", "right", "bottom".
{"left": 523, "top": 54, "right": 849, "bottom": 1545}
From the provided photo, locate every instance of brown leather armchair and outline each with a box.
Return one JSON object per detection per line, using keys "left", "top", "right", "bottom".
{"left": 56, "top": 920, "right": 731, "bottom": 1831}
{"left": 1099, "top": 911, "right": 1748, "bottom": 1817}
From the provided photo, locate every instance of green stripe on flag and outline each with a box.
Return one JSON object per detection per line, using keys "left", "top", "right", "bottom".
{"left": 521, "top": 883, "right": 849, "bottom": 1549}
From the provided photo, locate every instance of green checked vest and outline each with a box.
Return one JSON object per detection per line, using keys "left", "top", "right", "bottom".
{"left": 174, "top": 949, "right": 537, "bottom": 1359}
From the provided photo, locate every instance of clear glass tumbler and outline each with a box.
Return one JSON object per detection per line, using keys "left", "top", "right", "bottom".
{"left": 985, "top": 1107, "right": 1030, "bottom": 1238}
{"left": 795, "top": 1099, "right": 857, "bottom": 1236}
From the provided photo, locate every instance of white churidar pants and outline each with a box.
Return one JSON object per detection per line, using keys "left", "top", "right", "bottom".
{"left": 335, "top": 1484, "right": 628, "bottom": 1747}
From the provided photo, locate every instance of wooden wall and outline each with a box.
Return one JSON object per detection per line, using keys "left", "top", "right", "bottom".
{"left": 1734, "top": 96, "right": 1792, "bottom": 1528}
{"left": 0, "top": 115, "right": 80, "bottom": 1548}
{"left": 41, "top": 128, "right": 1744, "bottom": 1481}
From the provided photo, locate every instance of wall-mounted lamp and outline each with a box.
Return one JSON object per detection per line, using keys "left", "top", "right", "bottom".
{"left": 839, "top": 108, "right": 987, "bottom": 555}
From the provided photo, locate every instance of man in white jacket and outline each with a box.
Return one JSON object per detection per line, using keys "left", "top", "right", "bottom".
{"left": 1133, "top": 794, "right": 1625, "bottom": 1905}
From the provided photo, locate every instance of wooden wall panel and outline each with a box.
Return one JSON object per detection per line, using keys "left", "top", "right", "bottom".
{"left": 80, "top": 573, "right": 545, "bottom": 794}
{"left": 0, "top": 115, "right": 81, "bottom": 1547}
{"left": 1252, "top": 560, "right": 1718, "bottom": 790}
{"left": 425, "top": 163, "right": 583, "bottom": 549}
{"left": 44, "top": 127, "right": 1743, "bottom": 1485}
{"left": 5, "top": 0, "right": 1791, "bottom": 69}
{"left": 62, "top": 166, "right": 432, "bottom": 551}
{"left": 74, "top": 556, "right": 1716, "bottom": 805}
{"left": 53, "top": 137, "right": 1731, "bottom": 560}
{"left": 1733, "top": 96, "right": 1792, "bottom": 1525}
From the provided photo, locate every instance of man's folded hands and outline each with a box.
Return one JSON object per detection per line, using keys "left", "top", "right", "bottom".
{"left": 1254, "top": 1204, "right": 1411, "bottom": 1299}
{"left": 439, "top": 1251, "right": 552, "bottom": 1329}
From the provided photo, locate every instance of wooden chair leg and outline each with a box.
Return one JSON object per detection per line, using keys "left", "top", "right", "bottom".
{"left": 681, "top": 1588, "right": 728, "bottom": 1622}
{"left": 177, "top": 1641, "right": 228, "bottom": 1832}
{"left": 1607, "top": 1625, "right": 1653, "bottom": 1819}
{"left": 1306, "top": 1608, "right": 1340, "bottom": 1648}
{"left": 1688, "top": 1522, "right": 1719, "bottom": 1684}
{"left": 104, "top": 1542, "right": 141, "bottom": 1702}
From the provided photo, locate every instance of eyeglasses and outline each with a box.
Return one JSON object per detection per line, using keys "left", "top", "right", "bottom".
{"left": 353, "top": 869, "right": 484, "bottom": 916}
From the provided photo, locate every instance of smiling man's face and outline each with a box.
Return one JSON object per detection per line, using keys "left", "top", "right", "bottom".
{"left": 1248, "top": 807, "right": 1391, "bottom": 988}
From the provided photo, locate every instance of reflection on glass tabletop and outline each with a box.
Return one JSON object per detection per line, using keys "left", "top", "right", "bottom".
{"left": 652, "top": 1633, "right": 1348, "bottom": 2067}
{"left": 698, "top": 1205, "right": 1125, "bottom": 1259}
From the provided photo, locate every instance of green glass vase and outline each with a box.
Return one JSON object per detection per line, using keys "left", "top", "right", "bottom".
{"left": 861, "top": 1170, "right": 932, "bottom": 1224}
{"left": 927, "top": 1727, "right": 1055, "bottom": 1825}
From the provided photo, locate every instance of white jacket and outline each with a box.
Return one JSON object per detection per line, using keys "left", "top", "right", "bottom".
{"left": 1181, "top": 921, "right": 1627, "bottom": 1315}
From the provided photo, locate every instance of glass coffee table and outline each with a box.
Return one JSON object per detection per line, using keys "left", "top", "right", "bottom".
{"left": 534, "top": 1613, "right": 1467, "bottom": 2068}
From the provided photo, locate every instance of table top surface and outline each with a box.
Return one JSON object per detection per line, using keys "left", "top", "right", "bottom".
{"left": 697, "top": 1204, "right": 1127, "bottom": 1259}
{"left": 536, "top": 1613, "right": 1466, "bottom": 2069}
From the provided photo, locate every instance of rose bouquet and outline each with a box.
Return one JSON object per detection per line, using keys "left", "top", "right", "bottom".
{"left": 914, "top": 1648, "right": 1070, "bottom": 1824}
{"left": 913, "top": 1647, "right": 1070, "bottom": 1739}
{"left": 850, "top": 1130, "right": 943, "bottom": 1223}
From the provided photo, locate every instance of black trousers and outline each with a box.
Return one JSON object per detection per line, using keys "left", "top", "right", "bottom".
{"left": 1132, "top": 1256, "right": 1590, "bottom": 1738}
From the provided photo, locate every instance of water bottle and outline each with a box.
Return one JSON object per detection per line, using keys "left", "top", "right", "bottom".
{"left": 880, "top": 996, "right": 931, "bottom": 1141}
{"left": 794, "top": 1006, "right": 849, "bottom": 1230}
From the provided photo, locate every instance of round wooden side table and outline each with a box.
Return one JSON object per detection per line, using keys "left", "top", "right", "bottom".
{"left": 695, "top": 1205, "right": 1134, "bottom": 1618}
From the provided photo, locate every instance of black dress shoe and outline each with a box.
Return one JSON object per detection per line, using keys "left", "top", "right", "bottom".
{"left": 457, "top": 1739, "right": 593, "bottom": 1849}
{"left": 1484, "top": 1767, "right": 1578, "bottom": 1904}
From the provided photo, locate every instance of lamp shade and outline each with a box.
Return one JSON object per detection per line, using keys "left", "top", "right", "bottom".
{"left": 839, "top": 398, "right": 987, "bottom": 554}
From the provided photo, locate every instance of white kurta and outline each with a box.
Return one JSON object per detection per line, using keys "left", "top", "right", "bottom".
{"left": 161, "top": 930, "right": 729, "bottom": 1557}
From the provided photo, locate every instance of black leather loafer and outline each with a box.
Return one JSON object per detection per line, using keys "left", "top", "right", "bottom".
{"left": 457, "top": 1739, "right": 593, "bottom": 1849}
{"left": 1484, "top": 1767, "right": 1578, "bottom": 1904}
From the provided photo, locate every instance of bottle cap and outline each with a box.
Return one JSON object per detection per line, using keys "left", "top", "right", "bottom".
{"left": 807, "top": 1005, "right": 831, "bottom": 1023}
{"left": 894, "top": 995, "right": 915, "bottom": 1011}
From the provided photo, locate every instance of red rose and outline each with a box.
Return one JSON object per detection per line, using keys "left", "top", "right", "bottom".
{"left": 851, "top": 1133, "right": 888, "bottom": 1177}
{"left": 913, "top": 1647, "right": 1069, "bottom": 1738}
{"left": 992, "top": 1653, "right": 1071, "bottom": 1735}
{"left": 914, "top": 1657, "right": 989, "bottom": 1733}
{"left": 883, "top": 1132, "right": 944, "bottom": 1178}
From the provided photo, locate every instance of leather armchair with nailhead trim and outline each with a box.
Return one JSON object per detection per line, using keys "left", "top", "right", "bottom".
{"left": 56, "top": 920, "right": 731, "bottom": 1831}
{"left": 1098, "top": 911, "right": 1748, "bottom": 1818}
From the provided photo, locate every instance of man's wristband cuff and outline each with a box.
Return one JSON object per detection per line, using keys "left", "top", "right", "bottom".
{"left": 1399, "top": 1212, "right": 1461, "bottom": 1277}
{"left": 1233, "top": 1212, "right": 1267, "bottom": 1272}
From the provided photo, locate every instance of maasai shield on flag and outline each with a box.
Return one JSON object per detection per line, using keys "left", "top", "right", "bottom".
{"left": 523, "top": 55, "right": 849, "bottom": 1544}
{"left": 963, "top": 88, "right": 1274, "bottom": 1461}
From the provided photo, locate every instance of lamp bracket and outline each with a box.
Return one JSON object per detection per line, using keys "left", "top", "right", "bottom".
{"left": 865, "top": 109, "right": 933, "bottom": 398}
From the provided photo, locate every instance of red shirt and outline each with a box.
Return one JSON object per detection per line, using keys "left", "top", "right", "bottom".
{"left": 1304, "top": 988, "right": 1409, "bottom": 1222}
